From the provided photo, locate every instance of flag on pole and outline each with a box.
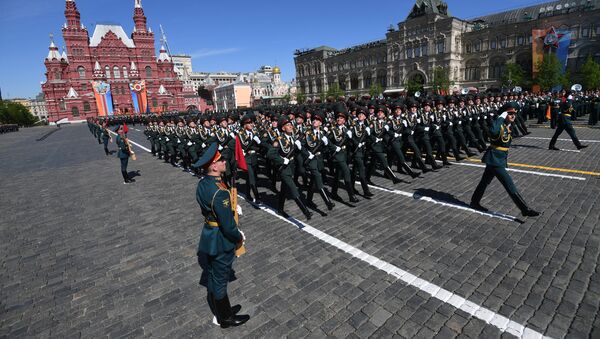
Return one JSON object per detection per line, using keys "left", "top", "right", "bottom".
{"left": 234, "top": 136, "right": 248, "bottom": 172}
{"left": 123, "top": 122, "right": 129, "bottom": 134}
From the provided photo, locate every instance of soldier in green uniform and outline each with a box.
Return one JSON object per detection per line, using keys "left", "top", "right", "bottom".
{"left": 238, "top": 113, "right": 263, "bottom": 204}
{"left": 115, "top": 125, "right": 134, "bottom": 184}
{"left": 470, "top": 103, "right": 540, "bottom": 217}
{"left": 101, "top": 122, "right": 112, "bottom": 156}
{"left": 328, "top": 104, "right": 360, "bottom": 203}
{"left": 193, "top": 143, "right": 250, "bottom": 328}
{"left": 548, "top": 99, "right": 589, "bottom": 151}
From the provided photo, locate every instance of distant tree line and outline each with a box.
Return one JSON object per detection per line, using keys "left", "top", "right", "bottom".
{"left": 0, "top": 101, "right": 39, "bottom": 127}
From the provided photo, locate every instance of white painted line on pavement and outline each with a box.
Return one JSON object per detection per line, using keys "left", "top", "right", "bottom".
{"left": 365, "top": 184, "right": 520, "bottom": 222}
{"left": 108, "top": 130, "right": 152, "bottom": 153}
{"left": 453, "top": 162, "right": 586, "bottom": 181}
{"left": 523, "top": 136, "right": 600, "bottom": 143}
{"left": 134, "top": 128, "right": 141, "bottom": 132}
{"left": 236, "top": 196, "right": 549, "bottom": 339}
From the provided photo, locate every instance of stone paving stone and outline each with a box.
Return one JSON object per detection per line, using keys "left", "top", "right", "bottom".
{"left": 1, "top": 124, "right": 599, "bottom": 338}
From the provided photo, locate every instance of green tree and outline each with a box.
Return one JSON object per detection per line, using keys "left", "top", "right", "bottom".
{"left": 501, "top": 63, "right": 525, "bottom": 88}
{"left": 0, "top": 101, "right": 38, "bottom": 126}
{"left": 559, "top": 70, "right": 571, "bottom": 90}
{"left": 326, "top": 83, "right": 345, "bottom": 99}
{"left": 431, "top": 66, "right": 453, "bottom": 94}
{"left": 296, "top": 90, "right": 306, "bottom": 104}
{"left": 580, "top": 55, "right": 600, "bottom": 90}
{"left": 535, "top": 53, "right": 563, "bottom": 91}
{"left": 369, "top": 83, "right": 383, "bottom": 98}
{"left": 405, "top": 79, "right": 423, "bottom": 96}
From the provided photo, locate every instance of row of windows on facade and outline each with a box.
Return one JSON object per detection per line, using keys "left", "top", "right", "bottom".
{"left": 58, "top": 97, "right": 167, "bottom": 115}
{"left": 300, "top": 75, "right": 389, "bottom": 93}
{"left": 297, "top": 41, "right": 446, "bottom": 77}
{"left": 71, "top": 65, "right": 155, "bottom": 79}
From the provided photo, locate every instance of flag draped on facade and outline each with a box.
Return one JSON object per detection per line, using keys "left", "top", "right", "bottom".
{"left": 532, "top": 26, "right": 571, "bottom": 76}
{"left": 129, "top": 80, "right": 148, "bottom": 114}
{"left": 92, "top": 81, "right": 114, "bottom": 116}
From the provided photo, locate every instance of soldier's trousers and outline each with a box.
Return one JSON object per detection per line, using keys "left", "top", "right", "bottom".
{"left": 351, "top": 155, "right": 367, "bottom": 183}
{"left": 120, "top": 157, "right": 129, "bottom": 172}
{"left": 204, "top": 250, "right": 235, "bottom": 299}
{"left": 463, "top": 125, "right": 481, "bottom": 150}
{"left": 103, "top": 137, "right": 109, "bottom": 155}
{"left": 442, "top": 131, "right": 461, "bottom": 158}
{"left": 549, "top": 124, "right": 582, "bottom": 148}
{"left": 430, "top": 134, "right": 447, "bottom": 161}
{"left": 149, "top": 138, "right": 157, "bottom": 155}
{"left": 280, "top": 168, "right": 301, "bottom": 200}
{"left": 332, "top": 161, "right": 352, "bottom": 194}
{"left": 471, "top": 165, "right": 527, "bottom": 212}
{"left": 454, "top": 129, "right": 472, "bottom": 154}
{"left": 306, "top": 158, "right": 325, "bottom": 191}
{"left": 550, "top": 108, "right": 559, "bottom": 129}
{"left": 471, "top": 124, "right": 487, "bottom": 149}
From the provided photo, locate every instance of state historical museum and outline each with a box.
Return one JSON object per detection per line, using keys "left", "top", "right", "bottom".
{"left": 42, "top": 0, "right": 195, "bottom": 123}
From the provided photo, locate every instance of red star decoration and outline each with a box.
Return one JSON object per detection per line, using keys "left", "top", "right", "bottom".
{"left": 542, "top": 27, "right": 564, "bottom": 49}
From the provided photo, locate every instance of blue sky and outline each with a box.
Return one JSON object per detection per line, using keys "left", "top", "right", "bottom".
{"left": 0, "top": 0, "right": 552, "bottom": 99}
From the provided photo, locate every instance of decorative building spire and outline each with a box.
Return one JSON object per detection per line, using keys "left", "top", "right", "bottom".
{"left": 93, "top": 61, "right": 105, "bottom": 78}
{"left": 133, "top": 0, "right": 147, "bottom": 33}
{"left": 61, "top": 47, "right": 69, "bottom": 63}
{"left": 129, "top": 61, "right": 139, "bottom": 77}
{"left": 46, "top": 34, "right": 61, "bottom": 60}
{"left": 158, "top": 45, "right": 171, "bottom": 62}
{"left": 64, "top": 0, "right": 81, "bottom": 28}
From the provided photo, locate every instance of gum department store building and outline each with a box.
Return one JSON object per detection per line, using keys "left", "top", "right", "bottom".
{"left": 294, "top": 0, "right": 600, "bottom": 99}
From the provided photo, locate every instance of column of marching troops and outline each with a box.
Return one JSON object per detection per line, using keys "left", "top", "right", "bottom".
{"left": 87, "top": 90, "right": 600, "bottom": 220}
{"left": 0, "top": 124, "right": 19, "bottom": 134}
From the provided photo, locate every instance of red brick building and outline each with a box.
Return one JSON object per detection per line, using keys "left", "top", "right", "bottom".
{"left": 42, "top": 0, "right": 205, "bottom": 122}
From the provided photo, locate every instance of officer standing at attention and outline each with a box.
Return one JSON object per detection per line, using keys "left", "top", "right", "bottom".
{"left": 548, "top": 97, "right": 589, "bottom": 151}
{"left": 470, "top": 103, "right": 540, "bottom": 217}
{"left": 193, "top": 143, "right": 250, "bottom": 328}
{"left": 115, "top": 125, "right": 134, "bottom": 184}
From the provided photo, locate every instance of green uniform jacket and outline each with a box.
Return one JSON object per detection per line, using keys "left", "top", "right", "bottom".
{"left": 196, "top": 175, "right": 242, "bottom": 256}
{"left": 482, "top": 116, "right": 512, "bottom": 168}
{"left": 116, "top": 135, "right": 130, "bottom": 159}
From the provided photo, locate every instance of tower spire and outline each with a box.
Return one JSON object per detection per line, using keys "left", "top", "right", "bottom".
{"left": 46, "top": 33, "right": 61, "bottom": 60}
{"left": 133, "top": 0, "right": 147, "bottom": 32}
{"left": 64, "top": 0, "right": 81, "bottom": 28}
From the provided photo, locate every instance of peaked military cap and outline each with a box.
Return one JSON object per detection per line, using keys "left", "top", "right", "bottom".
{"left": 192, "top": 143, "right": 222, "bottom": 169}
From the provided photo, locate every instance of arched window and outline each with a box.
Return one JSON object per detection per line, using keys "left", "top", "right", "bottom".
{"left": 105, "top": 66, "right": 110, "bottom": 78}
{"left": 77, "top": 66, "right": 85, "bottom": 79}
{"left": 161, "top": 101, "right": 168, "bottom": 111}
{"left": 489, "top": 58, "right": 506, "bottom": 79}
{"left": 490, "top": 38, "right": 497, "bottom": 50}
{"left": 83, "top": 101, "right": 91, "bottom": 112}
{"left": 421, "top": 42, "right": 428, "bottom": 56}
{"left": 466, "top": 42, "right": 472, "bottom": 53}
{"left": 113, "top": 66, "right": 120, "bottom": 79}
{"left": 436, "top": 39, "right": 445, "bottom": 54}
{"left": 152, "top": 97, "right": 158, "bottom": 107}
{"left": 465, "top": 60, "right": 481, "bottom": 80}
{"left": 54, "top": 70, "right": 61, "bottom": 80}
{"left": 71, "top": 106, "right": 80, "bottom": 117}
{"left": 145, "top": 66, "right": 152, "bottom": 77}
{"left": 122, "top": 66, "right": 128, "bottom": 78}
{"left": 474, "top": 40, "right": 481, "bottom": 52}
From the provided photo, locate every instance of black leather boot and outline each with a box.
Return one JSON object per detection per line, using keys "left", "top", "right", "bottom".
{"left": 319, "top": 188, "right": 335, "bottom": 210}
{"left": 294, "top": 197, "right": 313, "bottom": 220}
{"left": 214, "top": 296, "right": 249, "bottom": 328}
{"left": 384, "top": 166, "right": 401, "bottom": 184}
{"left": 345, "top": 181, "right": 360, "bottom": 203}
{"left": 401, "top": 162, "right": 420, "bottom": 179}
{"left": 512, "top": 192, "right": 540, "bottom": 217}
{"left": 251, "top": 185, "right": 262, "bottom": 205}
{"left": 121, "top": 171, "right": 130, "bottom": 184}
{"left": 360, "top": 180, "right": 374, "bottom": 198}
{"left": 276, "top": 188, "right": 289, "bottom": 218}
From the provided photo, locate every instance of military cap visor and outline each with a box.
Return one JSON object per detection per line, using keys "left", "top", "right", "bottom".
{"left": 192, "top": 143, "right": 222, "bottom": 169}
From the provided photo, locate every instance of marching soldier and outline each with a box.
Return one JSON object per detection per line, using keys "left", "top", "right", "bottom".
{"left": 238, "top": 113, "right": 263, "bottom": 204}
{"left": 328, "top": 104, "right": 360, "bottom": 203}
{"left": 367, "top": 105, "right": 402, "bottom": 184}
{"left": 349, "top": 108, "right": 376, "bottom": 197}
{"left": 192, "top": 143, "right": 250, "bottom": 328}
{"left": 548, "top": 98, "right": 588, "bottom": 151}
{"left": 470, "top": 103, "right": 540, "bottom": 217}
{"left": 101, "top": 121, "right": 112, "bottom": 156}
{"left": 115, "top": 125, "right": 134, "bottom": 184}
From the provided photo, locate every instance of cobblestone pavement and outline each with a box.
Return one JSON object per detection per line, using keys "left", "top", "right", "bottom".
{"left": 1, "top": 124, "right": 599, "bottom": 338}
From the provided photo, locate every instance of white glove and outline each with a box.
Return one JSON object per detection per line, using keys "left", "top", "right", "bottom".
{"left": 402, "top": 121, "right": 408, "bottom": 127}
{"left": 469, "top": 118, "right": 472, "bottom": 121}
{"left": 500, "top": 112, "right": 509, "bottom": 119}
{"left": 489, "top": 113, "right": 494, "bottom": 117}
{"left": 394, "top": 133, "right": 400, "bottom": 138}
{"left": 346, "top": 130, "right": 352, "bottom": 138}
{"left": 165, "top": 137, "right": 170, "bottom": 142}
{"left": 321, "top": 136, "right": 329, "bottom": 145}
{"left": 283, "top": 158, "right": 290, "bottom": 165}
{"left": 430, "top": 115, "right": 435, "bottom": 120}
{"left": 295, "top": 140, "right": 302, "bottom": 150}
{"left": 449, "top": 122, "right": 453, "bottom": 126}
{"left": 308, "top": 152, "right": 315, "bottom": 160}
{"left": 358, "top": 142, "right": 364, "bottom": 148}
{"left": 230, "top": 132, "right": 236, "bottom": 138}
{"left": 253, "top": 136, "right": 261, "bottom": 144}
{"left": 177, "top": 139, "right": 181, "bottom": 144}
{"left": 365, "top": 126, "right": 371, "bottom": 135}
{"left": 236, "top": 205, "right": 243, "bottom": 216}
{"left": 323, "top": 126, "right": 329, "bottom": 132}
{"left": 239, "top": 230, "right": 246, "bottom": 241}
{"left": 458, "top": 121, "right": 462, "bottom": 125}
{"left": 218, "top": 145, "right": 223, "bottom": 151}
{"left": 187, "top": 141, "right": 192, "bottom": 146}
{"left": 201, "top": 143, "right": 207, "bottom": 148}
{"left": 411, "top": 131, "right": 414, "bottom": 135}
{"left": 335, "top": 146, "right": 341, "bottom": 153}
{"left": 384, "top": 125, "right": 389, "bottom": 131}
{"left": 417, "top": 118, "right": 421, "bottom": 124}
{"left": 375, "top": 137, "right": 382, "bottom": 143}
{"left": 424, "top": 127, "right": 430, "bottom": 131}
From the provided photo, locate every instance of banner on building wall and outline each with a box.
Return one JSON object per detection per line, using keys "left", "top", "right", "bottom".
{"left": 91, "top": 81, "right": 114, "bottom": 116}
{"left": 532, "top": 27, "right": 571, "bottom": 76}
{"left": 129, "top": 80, "right": 148, "bottom": 114}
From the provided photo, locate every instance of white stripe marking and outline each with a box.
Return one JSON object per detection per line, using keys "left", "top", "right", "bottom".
{"left": 236, "top": 197, "right": 549, "bottom": 338}
{"left": 108, "top": 130, "right": 152, "bottom": 153}
{"left": 366, "top": 184, "right": 520, "bottom": 222}
{"left": 453, "top": 162, "right": 586, "bottom": 181}
{"left": 134, "top": 128, "right": 141, "bottom": 132}
{"left": 523, "top": 136, "right": 600, "bottom": 143}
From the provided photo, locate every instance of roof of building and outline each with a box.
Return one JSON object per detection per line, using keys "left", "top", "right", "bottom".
{"left": 90, "top": 24, "right": 136, "bottom": 48}
{"left": 407, "top": 0, "right": 450, "bottom": 19}
{"left": 471, "top": 0, "right": 600, "bottom": 27}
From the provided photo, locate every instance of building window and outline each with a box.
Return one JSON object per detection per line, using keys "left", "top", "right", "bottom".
{"left": 77, "top": 66, "right": 85, "bottom": 79}
{"left": 152, "top": 97, "right": 158, "bottom": 107}
{"left": 490, "top": 39, "right": 497, "bottom": 49}
{"left": 474, "top": 40, "right": 481, "bottom": 52}
{"left": 581, "top": 26, "right": 590, "bottom": 38}
{"left": 437, "top": 40, "right": 445, "bottom": 54}
{"left": 59, "top": 100, "right": 66, "bottom": 111}
{"left": 466, "top": 43, "right": 472, "bottom": 53}
{"left": 596, "top": 25, "right": 600, "bottom": 36}
{"left": 113, "top": 66, "right": 120, "bottom": 79}
{"left": 71, "top": 106, "right": 80, "bottom": 117}
{"left": 54, "top": 70, "right": 61, "bottom": 80}
{"left": 81, "top": 84, "right": 87, "bottom": 91}
{"left": 570, "top": 26, "right": 578, "bottom": 39}
{"left": 528, "top": 35, "right": 532, "bottom": 44}
{"left": 105, "top": 66, "right": 110, "bottom": 78}
{"left": 489, "top": 59, "right": 506, "bottom": 79}
{"left": 406, "top": 47, "right": 413, "bottom": 59}
{"left": 465, "top": 60, "right": 480, "bottom": 81}
{"left": 516, "top": 35, "right": 525, "bottom": 46}
{"left": 421, "top": 43, "right": 428, "bottom": 56}
{"left": 83, "top": 101, "right": 91, "bottom": 111}
{"left": 123, "top": 66, "right": 128, "bottom": 78}
{"left": 414, "top": 46, "right": 421, "bottom": 57}
{"left": 500, "top": 37, "right": 507, "bottom": 48}
{"left": 145, "top": 66, "right": 152, "bottom": 77}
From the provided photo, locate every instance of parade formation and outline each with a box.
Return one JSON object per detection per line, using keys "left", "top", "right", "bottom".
{"left": 88, "top": 89, "right": 597, "bottom": 219}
